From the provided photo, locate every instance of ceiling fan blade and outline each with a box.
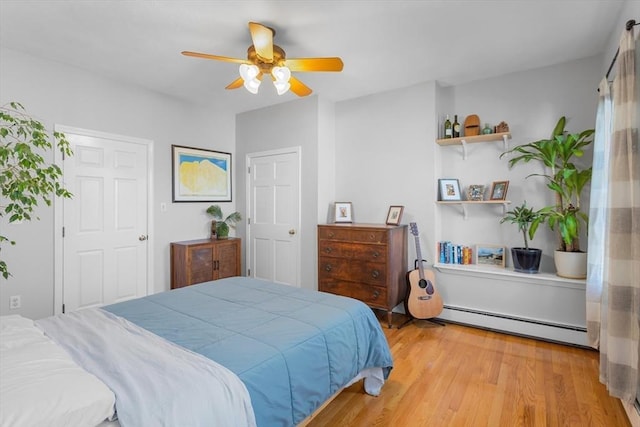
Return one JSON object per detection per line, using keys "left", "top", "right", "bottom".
{"left": 182, "top": 51, "right": 249, "bottom": 64}
{"left": 289, "top": 76, "right": 313, "bottom": 97}
{"left": 225, "top": 77, "right": 244, "bottom": 90}
{"left": 285, "top": 57, "right": 344, "bottom": 72}
{"left": 248, "top": 22, "right": 273, "bottom": 62}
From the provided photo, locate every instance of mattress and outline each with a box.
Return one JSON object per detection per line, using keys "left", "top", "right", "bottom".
{"left": 103, "top": 276, "right": 393, "bottom": 426}
{"left": 0, "top": 315, "right": 116, "bottom": 427}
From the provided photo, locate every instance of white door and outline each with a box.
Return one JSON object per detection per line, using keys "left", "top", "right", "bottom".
{"left": 247, "top": 148, "right": 300, "bottom": 286}
{"left": 56, "top": 128, "right": 151, "bottom": 313}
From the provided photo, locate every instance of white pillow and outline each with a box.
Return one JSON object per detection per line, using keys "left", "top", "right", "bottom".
{"left": 0, "top": 315, "right": 116, "bottom": 427}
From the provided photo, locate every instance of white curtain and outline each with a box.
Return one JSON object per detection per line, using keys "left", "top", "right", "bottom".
{"left": 587, "top": 27, "right": 639, "bottom": 404}
{"left": 586, "top": 78, "right": 612, "bottom": 348}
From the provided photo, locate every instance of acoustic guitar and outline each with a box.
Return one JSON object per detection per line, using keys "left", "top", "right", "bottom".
{"left": 405, "top": 222, "right": 444, "bottom": 319}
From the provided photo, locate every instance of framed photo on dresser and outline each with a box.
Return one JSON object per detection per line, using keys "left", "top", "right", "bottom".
{"left": 385, "top": 206, "right": 404, "bottom": 225}
{"left": 334, "top": 202, "right": 353, "bottom": 223}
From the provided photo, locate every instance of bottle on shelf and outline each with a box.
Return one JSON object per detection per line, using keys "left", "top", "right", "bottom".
{"left": 482, "top": 123, "right": 493, "bottom": 134}
{"left": 452, "top": 115, "right": 461, "bottom": 138}
{"left": 443, "top": 115, "right": 452, "bottom": 139}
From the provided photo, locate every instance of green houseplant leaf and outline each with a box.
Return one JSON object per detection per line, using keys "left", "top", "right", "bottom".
{"left": 1, "top": 102, "right": 73, "bottom": 279}
{"left": 206, "top": 204, "right": 241, "bottom": 239}
{"left": 500, "top": 201, "right": 540, "bottom": 250}
{"left": 500, "top": 116, "right": 593, "bottom": 252}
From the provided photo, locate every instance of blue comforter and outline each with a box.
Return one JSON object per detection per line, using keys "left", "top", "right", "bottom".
{"left": 104, "top": 277, "right": 393, "bottom": 426}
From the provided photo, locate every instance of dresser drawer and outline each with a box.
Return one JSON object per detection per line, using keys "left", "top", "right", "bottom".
{"left": 318, "top": 227, "right": 387, "bottom": 243}
{"left": 318, "top": 240, "right": 386, "bottom": 260}
{"left": 318, "top": 257, "right": 386, "bottom": 286}
{"left": 320, "top": 279, "right": 387, "bottom": 308}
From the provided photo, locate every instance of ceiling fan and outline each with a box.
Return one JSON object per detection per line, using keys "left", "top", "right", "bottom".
{"left": 182, "top": 22, "right": 343, "bottom": 97}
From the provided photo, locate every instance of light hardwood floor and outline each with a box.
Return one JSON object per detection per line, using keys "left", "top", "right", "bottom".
{"left": 307, "top": 314, "right": 631, "bottom": 427}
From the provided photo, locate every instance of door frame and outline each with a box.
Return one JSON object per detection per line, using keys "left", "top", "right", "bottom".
{"left": 53, "top": 125, "right": 154, "bottom": 315}
{"left": 245, "top": 146, "right": 302, "bottom": 285}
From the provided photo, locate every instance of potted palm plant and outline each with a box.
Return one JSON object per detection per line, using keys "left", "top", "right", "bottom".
{"left": 500, "top": 116, "right": 594, "bottom": 278}
{"left": 500, "top": 201, "right": 543, "bottom": 273}
{"left": 206, "top": 205, "right": 241, "bottom": 239}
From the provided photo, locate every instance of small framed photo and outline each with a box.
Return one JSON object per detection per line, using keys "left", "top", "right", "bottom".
{"left": 438, "top": 178, "right": 462, "bottom": 201}
{"left": 475, "top": 244, "right": 506, "bottom": 268}
{"left": 334, "top": 202, "right": 353, "bottom": 223}
{"left": 466, "top": 185, "right": 485, "bottom": 201}
{"left": 489, "top": 181, "right": 509, "bottom": 201}
{"left": 385, "top": 205, "right": 404, "bottom": 225}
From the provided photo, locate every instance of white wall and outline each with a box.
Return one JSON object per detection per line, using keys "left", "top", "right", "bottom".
{"left": 440, "top": 55, "right": 602, "bottom": 272}
{"left": 0, "top": 47, "right": 236, "bottom": 319}
{"left": 330, "top": 53, "right": 602, "bottom": 274}
{"left": 335, "top": 82, "right": 439, "bottom": 268}
{"left": 235, "top": 96, "right": 325, "bottom": 290}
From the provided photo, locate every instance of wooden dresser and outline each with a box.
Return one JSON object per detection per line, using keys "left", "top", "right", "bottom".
{"left": 170, "top": 238, "right": 241, "bottom": 289}
{"left": 317, "top": 224, "right": 407, "bottom": 327}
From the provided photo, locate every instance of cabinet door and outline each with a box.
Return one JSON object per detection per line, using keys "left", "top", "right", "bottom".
{"left": 189, "top": 246, "right": 215, "bottom": 284}
{"left": 216, "top": 240, "right": 240, "bottom": 279}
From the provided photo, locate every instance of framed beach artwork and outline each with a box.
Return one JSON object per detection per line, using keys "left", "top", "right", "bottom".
{"left": 475, "top": 244, "right": 506, "bottom": 268}
{"left": 172, "top": 145, "right": 232, "bottom": 202}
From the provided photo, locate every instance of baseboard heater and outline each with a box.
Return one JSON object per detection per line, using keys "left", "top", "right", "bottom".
{"left": 440, "top": 304, "right": 587, "bottom": 333}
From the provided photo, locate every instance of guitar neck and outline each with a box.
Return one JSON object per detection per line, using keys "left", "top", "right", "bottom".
{"left": 414, "top": 235, "right": 425, "bottom": 280}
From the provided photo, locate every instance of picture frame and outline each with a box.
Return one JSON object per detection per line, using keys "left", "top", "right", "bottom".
{"left": 475, "top": 244, "right": 506, "bottom": 268}
{"left": 438, "top": 178, "right": 462, "bottom": 201}
{"left": 489, "top": 180, "right": 509, "bottom": 201}
{"left": 385, "top": 205, "right": 404, "bottom": 225}
{"left": 172, "top": 145, "right": 232, "bottom": 202}
{"left": 466, "top": 185, "right": 485, "bottom": 201}
{"left": 334, "top": 202, "right": 353, "bottom": 223}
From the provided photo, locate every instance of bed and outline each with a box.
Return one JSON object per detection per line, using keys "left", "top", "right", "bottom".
{"left": 2, "top": 277, "right": 393, "bottom": 427}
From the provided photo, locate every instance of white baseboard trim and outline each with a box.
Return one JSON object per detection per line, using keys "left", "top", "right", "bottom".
{"left": 437, "top": 305, "right": 589, "bottom": 347}
{"left": 623, "top": 399, "right": 639, "bottom": 427}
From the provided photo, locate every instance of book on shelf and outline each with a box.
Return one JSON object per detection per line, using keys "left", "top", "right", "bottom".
{"left": 438, "top": 241, "right": 473, "bottom": 265}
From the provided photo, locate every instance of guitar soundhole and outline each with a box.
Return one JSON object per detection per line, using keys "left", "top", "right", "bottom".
{"left": 419, "top": 279, "right": 435, "bottom": 295}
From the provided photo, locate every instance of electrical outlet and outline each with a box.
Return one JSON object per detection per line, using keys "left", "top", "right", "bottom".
{"left": 9, "top": 295, "right": 21, "bottom": 310}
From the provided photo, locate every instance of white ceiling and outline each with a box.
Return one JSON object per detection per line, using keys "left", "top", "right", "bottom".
{"left": 0, "top": 1, "right": 626, "bottom": 114}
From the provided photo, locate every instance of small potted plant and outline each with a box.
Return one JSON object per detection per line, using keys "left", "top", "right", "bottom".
{"left": 206, "top": 205, "right": 241, "bottom": 239}
{"left": 500, "top": 201, "right": 543, "bottom": 273}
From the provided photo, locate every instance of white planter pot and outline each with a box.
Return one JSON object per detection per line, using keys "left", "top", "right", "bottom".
{"left": 554, "top": 250, "right": 587, "bottom": 279}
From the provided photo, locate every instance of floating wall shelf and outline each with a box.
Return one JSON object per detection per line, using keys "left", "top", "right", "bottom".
{"left": 436, "top": 200, "right": 511, "bottom": 219}
{"left": 436, "top": 132, "right": 512, "bottom": 159}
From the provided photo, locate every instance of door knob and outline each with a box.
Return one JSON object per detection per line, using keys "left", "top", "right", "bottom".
{"left": 139, "top": 235, "right": 148, "bottom": 241}
{"left": 289, "top": 229, "right": 296, "bottom": 235}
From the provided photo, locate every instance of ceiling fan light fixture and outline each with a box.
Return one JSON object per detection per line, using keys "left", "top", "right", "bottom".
{"left": 239, "top": 64, "right": 261, "bottom": 94}
{"left": 272, "top": 66, "right": 291, "bottom": 95}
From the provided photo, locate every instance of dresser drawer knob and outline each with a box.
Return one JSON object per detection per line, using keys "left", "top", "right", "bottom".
{"left": 328, "top": 232, "right": 335, "bottom": 238}
{"left": 371, "top": 270, "right": 380, "bottom": 279}
{"left": 369, "top": 234, "right": 375, "bottom": 240}
{"left": 372, "top": 290, "right": 380, "bottom": 299}
{"left": 372, "top": 251, "right": 379, "bottom": 258}
{"left": 325, "top": 264, "right": 333, "bottom": 272}
{"left": 325, "top": 247, "right": 333, "bottom": 254}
